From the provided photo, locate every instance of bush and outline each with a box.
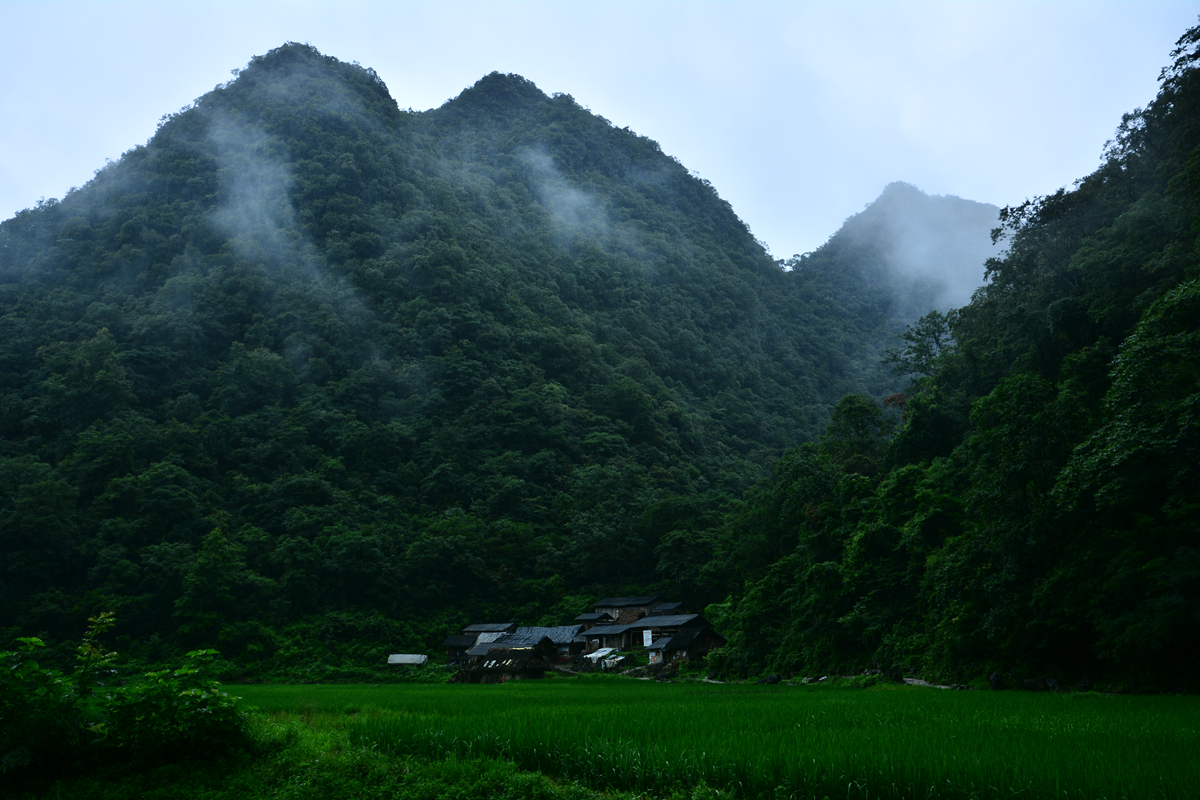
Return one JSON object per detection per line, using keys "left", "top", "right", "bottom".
{"left": 102, "top": 649, "right": 249, "bottom": 759}
{"left": 1, "top": 614, "right": 249, "bottom": 782}
{"left": 0, "top": 637, "right": 83, "bottom": 774}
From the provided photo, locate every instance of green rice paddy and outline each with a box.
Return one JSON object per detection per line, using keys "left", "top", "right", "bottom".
{"left": 237, "top": 678, "right": 1200, "bottom": 799}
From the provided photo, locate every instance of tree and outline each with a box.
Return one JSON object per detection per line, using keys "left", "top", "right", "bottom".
{"left": 882, "top": 309, "right": 957, "bottom": 381}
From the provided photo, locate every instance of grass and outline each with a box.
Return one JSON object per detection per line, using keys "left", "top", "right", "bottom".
{"left": 10, "top": 679, "right": 1196, "bottom": 799}
{"left": 238, "top": 679, "right": 1200, "bottom": 800}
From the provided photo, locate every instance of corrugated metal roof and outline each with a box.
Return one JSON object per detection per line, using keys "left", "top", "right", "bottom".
{"left": 512, "top": 625, "right": 582, "bottom": 645}
{"left": 387, "top": 654, "right": 429, "bottom": 665}
{"left": 476, "top": 631, "right": 506, "bottom": 643}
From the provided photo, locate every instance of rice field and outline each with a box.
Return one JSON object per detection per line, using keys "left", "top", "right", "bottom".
{"left": 237, "top": 679, "right": 1200, "bottom": 799}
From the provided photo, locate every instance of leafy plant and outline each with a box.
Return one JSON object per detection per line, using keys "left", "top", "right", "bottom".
{"left": 101, "top": 649, "right": 248, "bottom": 759}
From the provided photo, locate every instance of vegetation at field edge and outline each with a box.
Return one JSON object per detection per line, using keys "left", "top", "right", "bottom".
{"left": 262, "top": 680, "right": 1200, "bottom": 800}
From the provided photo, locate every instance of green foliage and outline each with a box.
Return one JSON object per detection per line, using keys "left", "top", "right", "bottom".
{"left": 101, "top": 649, "right": 247, "bottom": 758}
{"left": 0, "top": 40, "right": 937, "bottom": 669}
{"left": 0, "top": 638, "right": 79, "bottom": 774}
{"left": 0, "top": 615, "right": 248, "bottom": 784}
{"left": 709, "top": 19, "right": 1200, "bottom": 688}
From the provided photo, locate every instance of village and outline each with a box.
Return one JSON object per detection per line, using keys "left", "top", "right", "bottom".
{"left": 389, "top": 595, "right": 726, "bottom": 682}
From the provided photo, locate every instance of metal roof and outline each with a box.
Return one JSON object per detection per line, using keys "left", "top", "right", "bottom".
{"left": 512, "top": 625, "right": 582, "bottom": 645}
{"left": 575, "top": 612, "right": 614, "bottom": 621}
{"left": 387, "top": 654, "right": 429, "bottom": 665}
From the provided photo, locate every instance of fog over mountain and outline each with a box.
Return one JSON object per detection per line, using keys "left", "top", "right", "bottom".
{"left": 803, "top": 182, "right": 1001, "bottom": 314}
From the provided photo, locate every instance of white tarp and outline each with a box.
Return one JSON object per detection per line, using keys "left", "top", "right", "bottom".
{"left": 584, "top": 647, "right": 617, "bottom": 662}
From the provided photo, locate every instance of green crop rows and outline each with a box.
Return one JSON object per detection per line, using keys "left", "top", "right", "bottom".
{"left": 238, "top": 680, "right": 1200, "bottom": 799}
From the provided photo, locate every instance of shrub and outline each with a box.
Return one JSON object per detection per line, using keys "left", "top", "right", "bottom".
{"left": 102, "top": 649, "right": 249, "bottom": 760}
{"left": 1, "top": 614, "right": 249, "bottom": 782}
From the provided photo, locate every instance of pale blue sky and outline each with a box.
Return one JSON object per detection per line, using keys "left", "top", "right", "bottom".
{"left": 2, "top": 1, "right": 1196, "bottom": 257}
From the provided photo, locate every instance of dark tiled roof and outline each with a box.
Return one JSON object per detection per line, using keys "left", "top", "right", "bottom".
{"left": 575, "top": 612, "right": 614, "bottom": 621}
{"left": 511, "top": 625, "right": 582, "bottom": 645}
{"left": 662, "top": 627, "right": 703, "bottom": 650}
{"left": 584, "top": 624, "right": 634, "bottom": 636}
{"left": 464, "top": 623, "right": 514, "bottom": 633}
{"left": 467, "top": 641, "right": 533, "bottom": 657}
{"left": 647, "top": 602, "right": 683, "bottom": 614}
{"left": 629, "top": 614, "right": 702, "bottom": 629}
{"left": 442, "top": 634, "right": 477, "bottom": 648}
{"left": 467, "top": 625, "right": 583, "bottom": 656}
{"left": 595, "top": 596, "right": 660, "bottom": 607}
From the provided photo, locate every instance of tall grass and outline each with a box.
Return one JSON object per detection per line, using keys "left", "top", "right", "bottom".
{"left": 239, "top": 681, "right": 1199, "bottom": 799}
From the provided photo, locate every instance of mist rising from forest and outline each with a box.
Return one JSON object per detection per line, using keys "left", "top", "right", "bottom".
{"left": 829, "top": 181, "right": 1001, "bottom": 312}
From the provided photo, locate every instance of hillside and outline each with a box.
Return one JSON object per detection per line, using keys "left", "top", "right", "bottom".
{"left": 0, "top": 44, "right": 993, "bottom": 672}
{"left": 705, "top": 22, "right": 1200, "bottom": 690}
{"left": 802, "top": 181, "right": 1000, "bottom": 314}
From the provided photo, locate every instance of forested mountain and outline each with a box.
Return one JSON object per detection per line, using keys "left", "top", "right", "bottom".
{"left": 0, "top": 44, "right": 980, "bottom": 673}
{"left": 706, "top": 23, "right": 1200, "bottom": 690}
{"left": 800, "top": 181, "right": 1000, "bottom": 314}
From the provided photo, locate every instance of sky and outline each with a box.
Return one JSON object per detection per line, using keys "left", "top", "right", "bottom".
{"left": 2, "top": 1, "right": 1196, "bottom": 258}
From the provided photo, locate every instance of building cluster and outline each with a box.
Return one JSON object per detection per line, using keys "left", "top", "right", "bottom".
{"left": 439, "top": 595, "right": 726, "bottom": 683}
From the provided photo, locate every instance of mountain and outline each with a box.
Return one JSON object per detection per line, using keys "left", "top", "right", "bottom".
{"left": 705, "top": 22, "right": 1200, "bottom": 690}
{"left": 805, "top": 181, "right": 1000, "bottom": 313}
{"left": 0, "top": 44, "right": 995, "bottom": 672}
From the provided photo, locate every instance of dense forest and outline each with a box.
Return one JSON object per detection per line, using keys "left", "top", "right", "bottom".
{"left": 2, "top": 19, "right": 1196, "bottom": 690}
{"left": 706, "top": 22, "right": 1200, "bottom": 690}
{"left": 0, "top": 43, "right": 991, "bottom": 677}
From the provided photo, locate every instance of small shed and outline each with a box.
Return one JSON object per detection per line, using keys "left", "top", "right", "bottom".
{"left": 387, "top": 654, "right": 429, "bottom": 666}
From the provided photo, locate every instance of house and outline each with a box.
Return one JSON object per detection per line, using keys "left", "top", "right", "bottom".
{"left": 457, "top": 624, "right": 584, "bottom": 681}
{"left": 574, "top": 611, "right": 616, "bottom": 631}
{"left": 441, "top": 634, "right": 478, "bottom": 663}
{"left": 593, "top": 596, "right": 665, "bottom": 624}
{"left": 645, "top": 626, "right": 727, "bottom": 664}
{"left": 646, "top": 601, "right": 684, "bottom": 616}
{"left": 582, "top": 614, "right": 714, "bottom": 654}
{"left": 460, "top": 646, "right": 552, "bottom": 683}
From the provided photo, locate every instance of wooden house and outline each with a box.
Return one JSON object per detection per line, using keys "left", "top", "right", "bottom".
{"left": 645, "top": 626, "right": 726, "bottom": 663}
{"left": 593, "top": 596, "right": 665, "bottom": 624}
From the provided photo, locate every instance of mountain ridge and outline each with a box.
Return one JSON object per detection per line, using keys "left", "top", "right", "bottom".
{"left": 0, "top": 43, "right": 1000, "bottom": 673}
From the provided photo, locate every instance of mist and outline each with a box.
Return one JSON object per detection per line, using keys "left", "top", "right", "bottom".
{"left": 827, "top": 181, "right": 1001, "bottom": 313}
